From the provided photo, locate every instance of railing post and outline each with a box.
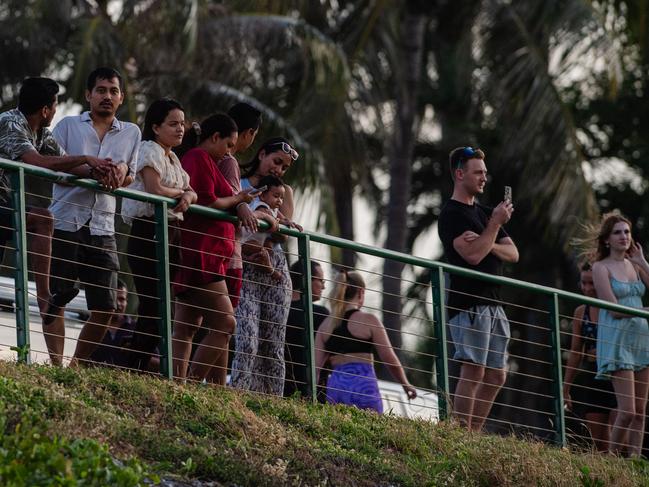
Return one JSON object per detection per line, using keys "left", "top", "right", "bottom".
{"left": 549, "top": 292, "right": 566, "bottom": 446}
{"left": 154, "top": 202, "right": 173, "bottom": 379}
{"left": 297, "top": 235, "right": 316, "bottom": 402}
{"left": 431, "top": 266, "right": 449, "bottom": 420}
{"left": 10, "top": 169, "right": 30, "bottom": 364}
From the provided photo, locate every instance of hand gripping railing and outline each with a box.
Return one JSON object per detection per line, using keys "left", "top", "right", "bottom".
{"left": 5, "top": 156, "right": 649, "bottom": 447}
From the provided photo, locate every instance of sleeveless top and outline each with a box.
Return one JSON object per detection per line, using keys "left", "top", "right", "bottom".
{"left": 326, "top": 309, "right": 374, "bottom": 355}
{"left": 596, "top": 276, "right": 649, "bottom": 378}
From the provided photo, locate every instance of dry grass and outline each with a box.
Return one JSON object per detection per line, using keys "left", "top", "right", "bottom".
{"left": 0, "top": 361, "right": 647, "bottom": 486}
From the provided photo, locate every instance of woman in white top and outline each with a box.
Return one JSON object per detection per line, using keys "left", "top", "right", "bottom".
{"left": 122, "top": 98, "right": 197, "bottom": 371}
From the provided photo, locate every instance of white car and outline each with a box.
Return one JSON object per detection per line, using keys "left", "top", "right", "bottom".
{"left": 378, "top": 379, "right": 439, "bottom": 421}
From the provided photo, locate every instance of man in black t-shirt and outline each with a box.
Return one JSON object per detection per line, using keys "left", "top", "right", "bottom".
{"left": 284, "top": 260, "right": 330, "bottom": 400}
{"left": 438, "top": 146, "right": 518, "bottom": 431}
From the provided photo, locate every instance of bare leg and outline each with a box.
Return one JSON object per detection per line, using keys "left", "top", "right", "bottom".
{"left": 172, "top": 298, "right": 201, "bottom": 379}
{"left": 584, "top": 412, "right": 612, "bottom": 453}
{"left": 610, "top": 370, "right": 635, "bottom": 454}
{"left": 628, "top": 367, "right": 649, "bottom": 456}
{"left": 189, "top": 282, "right": 235, "bottom": 383}
{"left": 471, "top": 367, "right": 507, "bottom": 431}
{"left": 453, "top": 362, "right": 485, "bottom": 429}
{"left": 43, "top": 308, "right": 66, "bottom": 365}
{"left": 25, "top": 209, "right": 53, "bottom": 313}
{"left": 205, "top": 341, "right": 229, "bottom": 384}
{"left": 70, "top": 310, "right": 113, "bottom": 366}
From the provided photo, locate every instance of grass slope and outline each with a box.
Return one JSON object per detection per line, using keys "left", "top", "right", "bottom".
{"left": 0, "top": 361, "right": 647, "bottom": 486}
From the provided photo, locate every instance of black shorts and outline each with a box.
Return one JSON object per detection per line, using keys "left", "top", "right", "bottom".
{"left": 50, "top": 226, "right": 120, "bottom": 312}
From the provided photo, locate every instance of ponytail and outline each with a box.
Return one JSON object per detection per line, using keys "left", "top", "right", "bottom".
{"left": 328, "top": 269, "right": 365, "bottom": 330}
{"left": 174, "top": 113, "right": 237, "bottom": 159}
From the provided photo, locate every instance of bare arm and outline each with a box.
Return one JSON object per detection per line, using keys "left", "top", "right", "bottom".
{"left": 628, "top": 243, "right": 649, "bottom": 289}
{"left": 563, "top": 306, "right": 585, "bottom": 410}
{"left": 453, "top": 222, "right": 501, "bottom": 266}
{"left": 453, "top": 201, "right": 513, "bottom": 266}
{"left": 462, "top": 232, "right": 519, "bottom": 263}
{"left": 209, "top": 190, "right": 254, "bottom": 211}
{"left": 21, "top": 150, "right": 110, "bottom": 173}
{"left": 491, "top": 237, "right": 519, "bottom": 263}
{"left": 368, "top": 314, "right": 416, "bottom": 399}
{"left": 279, "top": 184, "right": 295, "bottom": 219}
{"left": 314, "top": 319, "right": 332, "bottom": 384}
{"left": 276, "top": 208, "right": 303, "bottom": 231}
{"left": 141, "top": 166, "right": 184, "bottom": 198}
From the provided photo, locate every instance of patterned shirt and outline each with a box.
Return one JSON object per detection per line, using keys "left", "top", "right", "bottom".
{"left": 50, "top": 111, "right": 141, "bottom": 235}
{"left": 0, "top": 108, "right": 65, "bottom": 202}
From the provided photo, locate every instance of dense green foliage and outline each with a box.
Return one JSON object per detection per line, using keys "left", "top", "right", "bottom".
{"left": 0, "top": 362, "right": 647, "bottom": 486}
{"left": 0, "top": 386, "right": 154, "bottom": 486}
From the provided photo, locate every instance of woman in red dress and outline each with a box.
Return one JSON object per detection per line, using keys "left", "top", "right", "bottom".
{"left": 172, "top": 114, "right": 254, "bottom": 381}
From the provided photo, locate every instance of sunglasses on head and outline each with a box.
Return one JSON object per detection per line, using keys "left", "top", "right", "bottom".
{"left": 456, "top": 146, "right": 479, "bottom": 169}
{"left": 267, "top": 142, "right": 299, "bottom": 161}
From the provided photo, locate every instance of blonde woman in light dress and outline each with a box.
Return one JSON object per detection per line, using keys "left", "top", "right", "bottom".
{"left": 582, "top": 212, "right": 649, "bottom": 456}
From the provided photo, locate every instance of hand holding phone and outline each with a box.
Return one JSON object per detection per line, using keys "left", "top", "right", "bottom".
{"left": 504, "top": 185, "right": 512, "bottom": 203}
{"left": 248, "top": 185, "right": 268, "bottom": 197}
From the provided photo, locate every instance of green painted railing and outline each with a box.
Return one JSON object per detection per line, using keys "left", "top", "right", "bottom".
{"left": 3, "top": 156, "right": 649, "bottom": 446}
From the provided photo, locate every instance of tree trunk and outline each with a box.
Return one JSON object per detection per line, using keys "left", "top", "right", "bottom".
{"left": 333, "top": 181, "right": 357, "bottom": 268}
{"left": 381, "top": 5, "right": 426, "bottom": 363}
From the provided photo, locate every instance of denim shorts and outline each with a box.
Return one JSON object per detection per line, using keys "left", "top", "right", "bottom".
{"left": 448, "top": 305, "right": 510, "bottom": 369}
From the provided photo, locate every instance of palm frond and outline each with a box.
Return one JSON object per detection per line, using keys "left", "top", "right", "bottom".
{"left": 477, "top": 0, "right": 623, "bottom": 245}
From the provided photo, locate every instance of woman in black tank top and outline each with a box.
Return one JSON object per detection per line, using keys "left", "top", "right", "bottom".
{"left": 315, "top": 270, "right": 416, "bottom": 413}
{"left": 563, "top": 263, "right": 615, "bottom": 452}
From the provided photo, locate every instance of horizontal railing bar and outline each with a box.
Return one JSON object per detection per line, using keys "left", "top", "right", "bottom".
{"left": 4, "top": 157, "right": 649, "bottom": 324}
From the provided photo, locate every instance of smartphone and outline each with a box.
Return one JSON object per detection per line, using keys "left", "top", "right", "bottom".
{"left": 249, "top": 185, "right": 268, "bottom": 196}
{"left": 504, "top": 185, "right": 512, "bottom": 203}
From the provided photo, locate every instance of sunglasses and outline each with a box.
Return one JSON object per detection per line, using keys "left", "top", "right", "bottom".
{"left": 456, "top": 146, "right": 479, "bottom": 169}
{"left": 267, "top": 142, "right": 299, "bottom": 161}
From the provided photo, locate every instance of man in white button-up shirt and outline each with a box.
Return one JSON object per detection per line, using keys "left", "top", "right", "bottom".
{"left": 46, "top": 67, "right": 141, "bottom": 366}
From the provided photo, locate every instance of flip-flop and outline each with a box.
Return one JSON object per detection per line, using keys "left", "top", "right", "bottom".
{"left": 42, "top": 288, "right": 80, "bottom": 326}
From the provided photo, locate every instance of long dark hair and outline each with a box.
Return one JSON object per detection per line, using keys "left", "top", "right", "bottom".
{"left": 241, "top": 136, "right": 291, "bottom": 179}
{"left": 174, "top": 113, "right": 237, "bottom": 159}
{"left": 142, "top": 98, "right": 184, "bottom": 142}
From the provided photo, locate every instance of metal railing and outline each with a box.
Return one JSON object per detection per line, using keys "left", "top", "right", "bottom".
{"left": 3, "top": 156, "right": 649, "bottom": 449}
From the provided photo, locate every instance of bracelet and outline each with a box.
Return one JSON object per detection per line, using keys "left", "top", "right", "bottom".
{"left": 236, "top": 202, "right": 247, "bottom": 210}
